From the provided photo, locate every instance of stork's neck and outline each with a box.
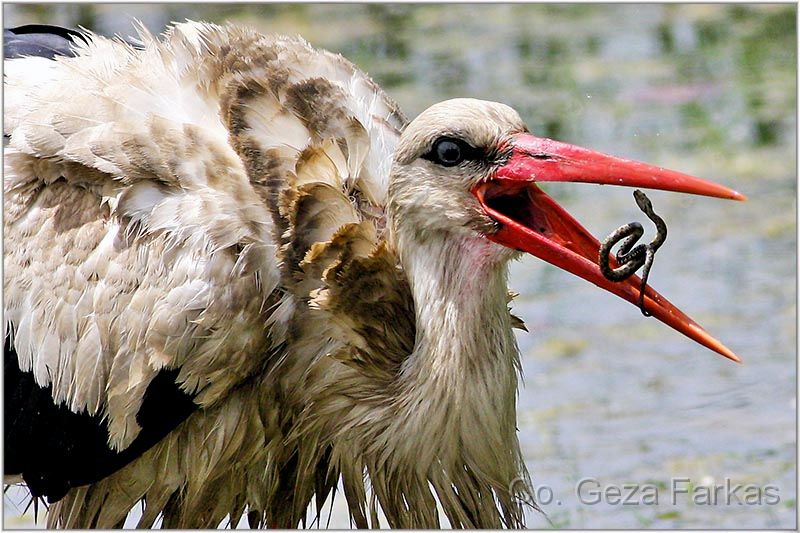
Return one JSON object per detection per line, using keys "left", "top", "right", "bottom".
{"left": 393, "top": 231, "right": 520, "bottom": 454}
{"left": 400, "top": 234, "right": 516, "bottom": 378}
{"left": 386, "top": 230, "right": 519, "bottom": 486}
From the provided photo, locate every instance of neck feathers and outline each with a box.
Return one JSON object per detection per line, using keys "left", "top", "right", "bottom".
{"left": 365, "top": 231, "right": 529, "bottom": 527}
{"left": 400, "top": 233, "right": 518, "bottom": 388}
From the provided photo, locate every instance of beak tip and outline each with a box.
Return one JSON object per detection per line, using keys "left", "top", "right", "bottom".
{"left": 726, "top": 351, "right": 743, "bottom": 364}
{"left": 731, "top": 190, "right": 748, "bottom": 202}
{"left": 687, "top": 323, "right": 741, "bottom": 363}
{"left": 714, "top": 344, "right": 742, "bottom": 363}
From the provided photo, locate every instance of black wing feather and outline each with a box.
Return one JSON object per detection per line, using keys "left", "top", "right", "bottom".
{"left": 3, "top": 24, "right": 87, "bottom": 59}
{"left": 4, "top": 334, "right": 198, "bottom": 503}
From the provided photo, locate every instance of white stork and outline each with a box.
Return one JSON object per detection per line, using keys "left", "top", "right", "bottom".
{"left": 3, "top": 22, "right": 744, "bottom": 528}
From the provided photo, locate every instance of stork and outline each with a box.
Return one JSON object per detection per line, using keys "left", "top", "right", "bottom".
{"left": 3, "top": 22, "right": 744, "bottom": 528}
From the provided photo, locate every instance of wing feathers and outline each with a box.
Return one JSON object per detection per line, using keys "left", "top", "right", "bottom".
{"left": 6, "top": 20, "right": 416, "bottom": 527}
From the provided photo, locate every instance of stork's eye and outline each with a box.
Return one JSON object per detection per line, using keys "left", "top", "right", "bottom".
{"left": 433, "top": 139, "right": 464, "bottom": 166}
{"left": 424, "top": 137, "right": 476, "bottom": 167}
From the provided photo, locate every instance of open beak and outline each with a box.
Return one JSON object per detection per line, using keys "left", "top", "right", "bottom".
{"left": 473, "top": 133, "right": 745, "bottom": 362}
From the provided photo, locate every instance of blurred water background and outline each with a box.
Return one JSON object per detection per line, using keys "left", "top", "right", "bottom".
{"left": 3, "top": 3, "right": 796, "bottom": 529}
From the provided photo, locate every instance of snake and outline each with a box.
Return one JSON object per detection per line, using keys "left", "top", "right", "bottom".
{"left": 599, "top": 190, "right": 668, "bottom": 316}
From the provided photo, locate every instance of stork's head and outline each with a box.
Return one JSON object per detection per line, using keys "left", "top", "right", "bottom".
{"left": 388, "top": 98, "right": 744, "bottom": 361}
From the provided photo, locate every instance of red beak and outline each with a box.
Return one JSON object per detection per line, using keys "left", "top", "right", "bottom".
{"left": 473, "top": 133, "right": 745, "bottom": 362}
